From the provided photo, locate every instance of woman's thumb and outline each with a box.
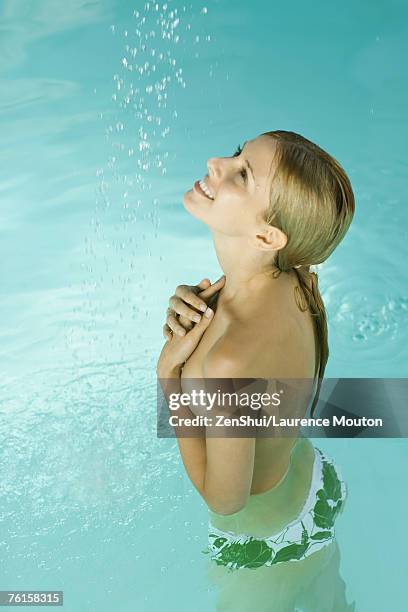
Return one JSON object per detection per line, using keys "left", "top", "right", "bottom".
{"left": 197, "top": 278, "right": 211, "bottom": 290}
{"left": 198, "top": 275, "right": 225, "bottom": 299}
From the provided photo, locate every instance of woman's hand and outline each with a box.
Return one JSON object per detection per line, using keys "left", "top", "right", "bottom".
{"left": 163, "top": 276, "right": 225, "bottom": 340}
{"left": 157, "top": 306, "right": 215, "bottom": 378}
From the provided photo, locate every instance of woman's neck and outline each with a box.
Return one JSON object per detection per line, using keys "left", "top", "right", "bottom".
{"left": 212, "top": 232, "right": 280, "bottom": 303}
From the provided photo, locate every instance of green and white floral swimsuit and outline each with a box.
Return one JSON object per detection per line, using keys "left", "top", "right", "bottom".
{"left": 204, "top": 442, "right": 347, "bottom": 571}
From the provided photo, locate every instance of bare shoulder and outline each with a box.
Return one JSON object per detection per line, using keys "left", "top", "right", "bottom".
{"left": 203, "top": 289, "right": 315, "bottom": 379}
{"left": 202, "top": 323, "right": 249, "bottom": 378}
{"left": 203, "top": 309, "right": 297, "bottom": 379}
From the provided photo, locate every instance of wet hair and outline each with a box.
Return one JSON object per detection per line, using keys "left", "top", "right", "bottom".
{"left": 261, "top": 130, "right": 355, "bottom": 417}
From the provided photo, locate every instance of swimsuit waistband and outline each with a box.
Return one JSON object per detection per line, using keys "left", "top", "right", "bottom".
{"left": 206, "top": 445, "right": 348, "bottom": 571}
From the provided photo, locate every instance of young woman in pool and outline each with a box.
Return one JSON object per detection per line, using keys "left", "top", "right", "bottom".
{"left": 157, "top": 130, "right": 355, "bottom": 610}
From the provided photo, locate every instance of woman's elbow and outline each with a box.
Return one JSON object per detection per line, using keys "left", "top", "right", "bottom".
{"left": 206, "top": 497, "right": 247, "bottom": 516}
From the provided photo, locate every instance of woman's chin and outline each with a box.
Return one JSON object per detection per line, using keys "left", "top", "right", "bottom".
{"left": 182, "top": 191, "right": 210, "bottom": 221}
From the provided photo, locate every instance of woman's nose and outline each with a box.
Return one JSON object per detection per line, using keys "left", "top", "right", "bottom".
{"left": 207, "top": 157, "right": 221, "bottom": 178}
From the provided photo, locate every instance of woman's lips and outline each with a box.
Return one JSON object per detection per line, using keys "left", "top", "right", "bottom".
{"left": 194, "top": 180, "right": 213, "bottom": 200}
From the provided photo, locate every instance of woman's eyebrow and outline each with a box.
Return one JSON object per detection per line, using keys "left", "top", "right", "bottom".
{"left": 242, "top": 140, "right": 256, "bottom": 183}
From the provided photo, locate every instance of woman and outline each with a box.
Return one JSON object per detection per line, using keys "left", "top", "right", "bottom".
{"left": 157, "top": 131, "right": 355, "bottom": 610}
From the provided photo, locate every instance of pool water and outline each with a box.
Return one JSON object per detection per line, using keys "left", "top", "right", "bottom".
{"left": 0, "top": 1, "right": 407, "bottom": 610}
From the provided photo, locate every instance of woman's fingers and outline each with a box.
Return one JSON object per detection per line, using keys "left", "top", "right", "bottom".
{"left": 169, "top": 294, "right": 206, "bottom": 321}
{"left": 198, "top": 275, "right": 225, "bottom": 299}
{"left": 172, "top": 276, "right": 225, "bottom": 312}
{"left": 166, "top": 309, "right": 187, "bottom": 336}
{"left": 187, "top": 306, "right": 214, "bottom": 341}
{"left": 178, "top": 314, "right": 193, "bottom": 331}
{"left": 163, "top": 324, "right": 173, "bottom": 340}
{"left": 174, "top": 284, "right": 208, "bottom": 313}
{"left": 167, "top": 276, "right": 224, "bottom": 334}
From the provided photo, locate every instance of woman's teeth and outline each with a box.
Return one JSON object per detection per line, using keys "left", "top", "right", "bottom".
{"left": 199, "top": 179, "right": 214, "bottom": 199}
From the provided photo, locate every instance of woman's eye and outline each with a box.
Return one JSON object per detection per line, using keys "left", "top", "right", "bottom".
{"left": 232, "top": 144, "right": 247, "bottom": 181}
{"left": 233, "top": 144, "right": 242, "bottom": 157}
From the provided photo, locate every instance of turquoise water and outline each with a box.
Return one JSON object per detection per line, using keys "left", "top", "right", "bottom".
{"left": 0, "top": 1, "right": 407, "bottom": 610}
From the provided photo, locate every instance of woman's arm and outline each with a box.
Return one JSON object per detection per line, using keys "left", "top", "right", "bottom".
{"left": 157, "top": 310, "right": 214, "bottom": 501}
{"left": 158, "top": 365, "right": 255, "bottom": 515}
{"left": 158, "top": 275, "right": 256, "bottom": 515}
{"left": 201, "top": 344, "right": 257, "bottom": 515}
{"left": 157, "top": 368, "right": 207, "bottom": 499}
{"left": 158, "top": 277, "right": 226, "bottom": 503}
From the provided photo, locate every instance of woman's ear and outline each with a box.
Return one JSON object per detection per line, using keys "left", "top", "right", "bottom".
{"left": 253, "top": 224, "right": 287, "bottom": 252}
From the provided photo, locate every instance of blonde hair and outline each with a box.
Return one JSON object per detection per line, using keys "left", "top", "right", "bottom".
{"left": 262, "top": 130, "right": 355, "bottom": 417}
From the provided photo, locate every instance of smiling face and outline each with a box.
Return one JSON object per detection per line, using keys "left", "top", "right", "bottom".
{"left": 183, "top": 135, "right": 280, "bottom": 238}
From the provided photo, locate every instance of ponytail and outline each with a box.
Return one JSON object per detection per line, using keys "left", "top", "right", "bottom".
{"left": 272, "top": 263, "right": 328, "bottom": 418}
{"left": 292, "top": 266, "right": 328, "bottom": 418}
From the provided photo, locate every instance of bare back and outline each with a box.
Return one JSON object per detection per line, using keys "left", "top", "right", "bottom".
{"left": 181, "top": 271, "right": 317, "bottom": 495}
